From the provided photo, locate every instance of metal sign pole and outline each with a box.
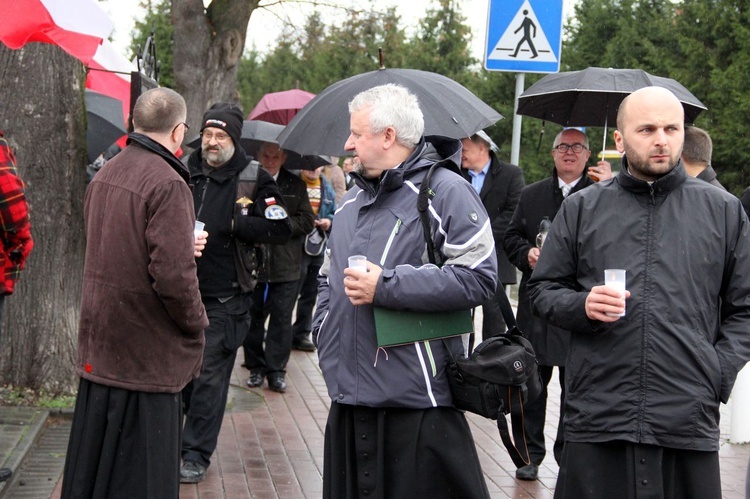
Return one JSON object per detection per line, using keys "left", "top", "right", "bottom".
{"left": 511, "top": 73, "right": 525, "bottom": 166}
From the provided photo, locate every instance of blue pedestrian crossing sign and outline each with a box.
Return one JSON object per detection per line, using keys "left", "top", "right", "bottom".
{"left": 485, "top": 0, "right": 563, "bottom": 73}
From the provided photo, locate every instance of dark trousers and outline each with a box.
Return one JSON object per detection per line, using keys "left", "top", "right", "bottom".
{"left": 555, "top": 441, "right": 721, "bottom": 499}
{"left": 324, "top": 403, "right": 490, "bottom": 499}
{"left": 243, "top": 280, "right": 298, "bottom": 375}
{"left": 292, "top": 252, "right": 323, "bottom": 342}
{"left": 481, "top": 283, "right": 508, "bottom": 338}
{"left": 182, "top": 294, "right": 250, "bottom": 468}
{"left": 62, "top": 378, "right": 182, "bottom": 499}
{"left": 511, "top": 364, "right": 565, "bottom": 465}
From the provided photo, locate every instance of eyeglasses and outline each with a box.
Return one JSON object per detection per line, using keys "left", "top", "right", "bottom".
{"left": 202, "top": 131, "right": 230, "bottom": 142}
{"left": 172, "top": 122, "right": 190, "bottom": 134}
{"left": 554, "top": 143, "right": 587, "bottom": 154}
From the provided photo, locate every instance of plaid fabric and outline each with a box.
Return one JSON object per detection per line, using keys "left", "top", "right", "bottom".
{"left": 0, "top": 132, "right": 33, "bottom": 294}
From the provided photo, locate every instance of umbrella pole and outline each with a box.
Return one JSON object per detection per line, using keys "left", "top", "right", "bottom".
{"left": 601, "top": 115, "right": 608, "bottom": 158}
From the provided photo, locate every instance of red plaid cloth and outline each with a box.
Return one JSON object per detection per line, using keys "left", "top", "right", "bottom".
{"left": 0, "top": 132, "right": 33, "bottom": 294}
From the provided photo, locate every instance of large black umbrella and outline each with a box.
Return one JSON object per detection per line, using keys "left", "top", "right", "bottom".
{"left": 516, "top": 67, "right": 706, "bottom": 153}
{"left": 84, "top": 89, "right": 126, "bottom": 163}
{"left": 517, "top": 67, "right": 706, "bottom": 126}
{"left": 277, "top": 66, "right": 503, "bottom": 156}
{"left": 188, "top": 120, "right": 329, "bottom": 170}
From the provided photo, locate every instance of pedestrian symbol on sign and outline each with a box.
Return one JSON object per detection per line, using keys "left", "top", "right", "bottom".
{"left": 487, "top": 0, "right": 557, "bottom": 63}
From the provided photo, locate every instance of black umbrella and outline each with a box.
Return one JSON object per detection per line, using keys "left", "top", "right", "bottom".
{"left": 516, "top": 67, "right": 706, "bottom": 152}
{"left": 84, "top": 89, "right": 126, "bottom": 163}
{"left": 277, "top": 65, "right": 503, "bottom": 156}
{"left": 187, "top": 120, "right": 329, "bottom": 170}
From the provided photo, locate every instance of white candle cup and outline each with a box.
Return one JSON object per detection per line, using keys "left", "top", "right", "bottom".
{"left": 604, "top": 269, "right": 626, "bottom": 317}
{"left": 348, "top": 255, "right": 367, "bottom": 273}
{"left": 194, "top": 221, "right": 205, "bottom": 241}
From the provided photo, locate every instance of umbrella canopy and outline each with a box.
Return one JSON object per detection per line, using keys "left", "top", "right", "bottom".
{"left": 84, "top": 88, "right": 126, "bottom": 163}
{"left": 516, "top": 67, "right": 707, "bottom": 128}
{"left": 187, "top": 120, "right": 329, "bottom": 170}
{"left": 247, "top": 89, "right": 316, "bottom": 125}
{"left": 277, "top": 67, "right": 503, "bottom": 156}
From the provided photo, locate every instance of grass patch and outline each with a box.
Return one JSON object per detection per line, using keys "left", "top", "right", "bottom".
{"left": 0, "top": 384, "right": 75, "bottom": 409}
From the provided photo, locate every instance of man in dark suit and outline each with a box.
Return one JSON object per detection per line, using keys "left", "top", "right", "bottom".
{"left": 460, "top": 131, "right": 524, "bottom": 337}
{"left": 503, "top": 128, "right": 611, "bottom": 480}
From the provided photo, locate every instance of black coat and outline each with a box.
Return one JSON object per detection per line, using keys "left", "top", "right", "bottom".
{"left": 527, "top": 161, "right": 750, "bottom": 451}
{"left": 462, "top": 153, "right": 524, "bottom": 284}
{"left": 188, "top": 147, "right": 291, "bottom": 297}
{"left": 258, "top": 168, "right": 315, "bottom": 283}
{"left": 503, "top": 170, "right": 594, "bottom": 365}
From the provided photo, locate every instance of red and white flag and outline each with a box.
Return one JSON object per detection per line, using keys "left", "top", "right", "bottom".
{"left": 0, "top": 0, "right": 114, "bottom": 64}
{"left": 87, "top": 40, "right": 136, "bottom": 120}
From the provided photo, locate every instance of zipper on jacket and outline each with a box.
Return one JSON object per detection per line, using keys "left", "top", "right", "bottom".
{"left": 195, "top": 178, "right": 210, "bottom": 220}
{"left": 380, "top": 218, "right": 401, "bottom": 266}
{"left": 649, "top": 185, "right": 656, "bottom": 205}
{"left": 637, "top": 193, "right": 656, "bottom": 439}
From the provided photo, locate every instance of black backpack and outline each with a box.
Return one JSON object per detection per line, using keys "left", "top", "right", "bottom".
{"left": 417, "top": 161, "right": 543, "bottom": 469}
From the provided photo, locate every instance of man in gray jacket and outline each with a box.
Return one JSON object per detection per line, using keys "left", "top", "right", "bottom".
{"left": 313, "top": 84, "right": 497, "bottom": 498}
{"left": 528, "top": 86, "right": 750, "bottom": 498}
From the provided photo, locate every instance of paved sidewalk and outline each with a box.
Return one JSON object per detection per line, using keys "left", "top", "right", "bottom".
{"left": 36, "top": 344, "right": 747, "bottom": 498}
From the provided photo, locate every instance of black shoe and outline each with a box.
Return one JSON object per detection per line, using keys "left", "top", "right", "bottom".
{"left": 515, "top": 463, "right": 539, "bottom": 480}
{"left": 292, "top": 337, "right": 316, "bottom": 352}
{"left": 268, "top": 374, "right": 287, "bottom": 393}
{"left": 179, "top": 461, "right": 206, "bottom": 483}
{"left": 0, "top": 468, "right": 11, "bottom": 482}
{"left": 247, "top": 371, "right": 264, "bottom": 388}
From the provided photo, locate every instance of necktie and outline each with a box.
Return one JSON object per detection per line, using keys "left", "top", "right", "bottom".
{"left": 562, "top": 184, "right": 571, "bottom": 198}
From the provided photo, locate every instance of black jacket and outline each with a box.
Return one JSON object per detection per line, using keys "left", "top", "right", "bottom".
{"left": 696, "top": 164, "right": 725, "bottom": 190}
{"left": 528, "top": 160, "right": 750, "bottom": 451}
{"left": 258, "top": 168, "right": 315, "bottom": 283}
{"left": 188, "top": 147, "right": 291, "bottom": 297}
{"left": 462, "top": 153, "right": 524, "bottom": 284}
{"left": 503, "top": 170, "right": 594, "bottom": 365}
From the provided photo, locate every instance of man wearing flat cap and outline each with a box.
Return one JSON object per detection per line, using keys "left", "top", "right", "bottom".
{"left": 460, "top": 131, "right": 525, "bottom": 338}
{"left": 180, "top": 102, "right": 292, "bottom": 483}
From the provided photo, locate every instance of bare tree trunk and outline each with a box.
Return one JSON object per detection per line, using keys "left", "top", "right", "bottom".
{"left": 0, "top": 43, "right": 87, "bottom": 393}
{"left": 172, "top": 0, "right": 260, "bottom": 130}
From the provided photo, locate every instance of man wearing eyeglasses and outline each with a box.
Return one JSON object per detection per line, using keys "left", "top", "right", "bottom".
{"left": 502, "top": 127, "right": 611, "bottom": 481}
{"left": 62, "top": 88, "right": 207, "bottom": 498}
{"left": 180, "top": 103, "right": 292, "bottom": 484}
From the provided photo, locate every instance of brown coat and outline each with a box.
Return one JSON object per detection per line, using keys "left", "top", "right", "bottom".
{"left": 77, "top": 135, "right": 208, "bottom": 393}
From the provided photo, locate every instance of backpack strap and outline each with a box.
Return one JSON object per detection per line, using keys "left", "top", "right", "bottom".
{"left": 234, "top": 160, "right": 261, "bottom": 293}
{"left": 417, "top": 161, "right": 450, "bottom": 265}
{"left": 236, "top": 160, "right": 260, "bottom": 203}
{"left": 496, "top": 390, "right": 534, "bottom": 468}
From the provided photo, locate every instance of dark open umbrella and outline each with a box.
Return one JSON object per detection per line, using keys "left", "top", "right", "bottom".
{"left": 247, "top": 89, "right": 316, "bottom": 125}
{"left": 84, "top": 89, "right": 126, "bottom": 163}
{"left": 516, "top": 67, "right": 707, "bottom": 152}
{"left": 277, "top": 62, "right": 503, "bottom": 156}
{"left": 517, "top": 67, "right": 706, "bottom": 127}
{"left": 187, "top": 120, "right": 329, "bottom": 170}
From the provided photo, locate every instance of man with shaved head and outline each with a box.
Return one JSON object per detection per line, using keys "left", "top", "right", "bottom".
{"left": 528, "top": 86, "right": 750, "bottom": 498}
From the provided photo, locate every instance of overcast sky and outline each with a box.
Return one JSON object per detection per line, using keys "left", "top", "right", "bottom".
{"left": 98, "top": 0, "right": 574, "bottom": 62}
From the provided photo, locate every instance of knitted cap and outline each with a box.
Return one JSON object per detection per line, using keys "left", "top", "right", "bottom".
{"left": 201, "top": 102, "right": 243, "bottom": 146}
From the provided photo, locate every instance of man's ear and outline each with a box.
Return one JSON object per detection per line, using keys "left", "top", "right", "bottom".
{"left": 382, "top": 126, "right": 397, "bottom": 149}
{"left": 613, "top": 130, "right": 625, "bottom": 153}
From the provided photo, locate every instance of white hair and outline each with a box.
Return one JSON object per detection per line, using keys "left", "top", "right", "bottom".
{"left": 348, "top": 84, "right": 424, "bottom": 148}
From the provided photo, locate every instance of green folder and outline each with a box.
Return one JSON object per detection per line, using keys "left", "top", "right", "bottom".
{"left": 373, "top": 307, "right": 474, "bottom": 347}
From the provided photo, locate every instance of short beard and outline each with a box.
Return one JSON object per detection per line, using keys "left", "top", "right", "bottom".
{"left": 354, "top": 161, "right": 372, "bottom": 178}
{"left": 202, "top": 142, "right": 236, "bottom": 167}
{"left": 624, "top": 147, "right": 679, "bottom": 182}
